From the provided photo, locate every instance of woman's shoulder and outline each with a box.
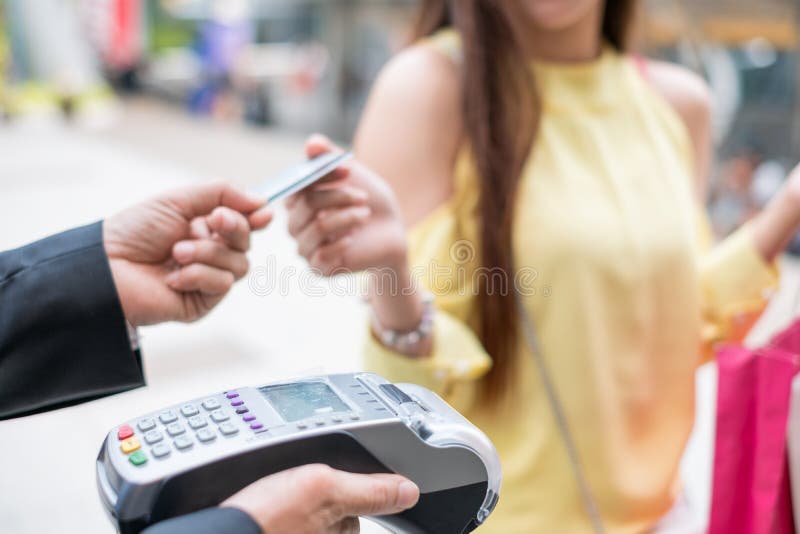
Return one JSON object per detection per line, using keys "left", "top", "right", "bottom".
{"left": 641, "top": 59, "right": 711, "bottom": 139}
{"left": 354, "top": 41, "right": 464, "bottom": 226}
{"left": 357, "top": 39, "right": 463, "bottom": 157}
{"left": 371, "top": 40, "right": 461, "bottom": 106}
{"left": 638, "top": 59, "right": 712, "bottom": 190}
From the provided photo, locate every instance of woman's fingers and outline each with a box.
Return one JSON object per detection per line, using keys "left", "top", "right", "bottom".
{"left": 310, "top": 184, "right": 368, "bottom": 210}
{"left": 165, "top": 263, "right": 236, "bottom": 296}
{"left": 287, "top": 186, "right": 368, "bottom": 236}
{"left": 172, "top": 239, "right": 250, "bottom": 280}
{"left": 309, "top": 236, "right": 352, "bottom": 276}
{"left": 296, "top": 206, "right": 371, "bottom": 258}
{"left": 305, "top": 133, "right": 342, "bottom": 159}
{"left": 287, "top": 195, "right": 315, "bottom": 236}
{"left": 206, "top": 206, "right": 251, "bottom": 252}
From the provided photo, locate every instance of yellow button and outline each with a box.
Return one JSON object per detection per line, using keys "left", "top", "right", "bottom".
{"left": 120, "top": 437, "right": 141, "bottom": 454}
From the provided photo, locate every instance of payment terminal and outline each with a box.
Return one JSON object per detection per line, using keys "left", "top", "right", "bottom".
{"left": 96, "top": 373, "right": 501, "bottom": 533}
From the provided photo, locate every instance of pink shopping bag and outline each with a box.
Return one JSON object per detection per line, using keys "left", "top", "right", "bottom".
{"left": 709, "top": 319, "right": 800, "bottom": 534}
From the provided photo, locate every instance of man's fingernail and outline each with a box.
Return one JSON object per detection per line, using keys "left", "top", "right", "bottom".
{"left": 246, "top": 191, "right": 267, "bottom": 205}
{"left": 223, "top": 213, "right": 237, "bottom": 232}
{"left": 396, "top": 481, "right": 419, "bottom": 509}
{"left": 174, "top": 242, "right": 195, "bottom": 260}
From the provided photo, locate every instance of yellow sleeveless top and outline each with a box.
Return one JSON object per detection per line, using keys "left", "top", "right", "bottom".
{"left": 364, "top": 29, "right": 777, "bottom": 532}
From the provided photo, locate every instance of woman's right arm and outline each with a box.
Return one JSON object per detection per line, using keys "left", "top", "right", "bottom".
{"left": 353, "top": 45, "right": 464, "bottom": 352}
{"left": 287, "top": 44, "right": 492, "bottom": 393}
{"left": 288, "top": 44, "right": 463, "bottom": 349}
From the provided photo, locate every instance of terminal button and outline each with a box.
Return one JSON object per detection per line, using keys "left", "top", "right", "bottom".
{"left": 151, "top": 443, "right": 171, "bottom": 459}
{"left": 120, "top": 437, "right": 141, "bottom": 454}
{"left": 180, "top": 404, "right": 199, "bottom": 417}
{"left": 202, "top": 398, "right": 221, "bottom": 411}
{"left": 137, "top": 418, "right": 156, "bottom": 432}
{"left": 128, "top": 450, "right": 147, "bottom": 466}
{"left": 174, "top": 435, "right": 193, "bottom": 450}
{"left": 197, "top": 428, "right": 216, "bottom": 443}
{"left": 296, "top": 422, "right": 308, "bottom": 430}
{"left": 117, "top": 425, "right": 134, "bottom": 441}
{"left": 350, "top": 414, "right": 361, "bottom": 421}
{"left": 331, "top": 416, "right": 343, "bottom": 423}
{"left": 211, "top": 410, "right": 229, "bottom": 423}
{"left": 242, "top": 414, "right": 256, "bottom": 422}
{"left": 166, "top": 422, "right": 186, "bottom": 437}
{"left": 313, "top": 418, "right": 325, "bottom": 426}
{"left": 249, "top": 422, "right": 264, "bottom": 431}
{"left": 225, "top": 392, "right": 239, "bottom": 399}
{"left": 230, "top": 399, "right": 244, "bottom": 407}
{"left": 188, "top": 415, "right": 207, "bottom": 430}
{"left": 159, "top": 410, "right": 178, "bottom": 424}
{"left": 219, "top": 422, "right": 239, "bottom": 436}
{"left": 379, "top": 384, "right": 414, "bottom": 404}
{"left": 144, "top": 430, "right": 163, "bottom": 444}
{"left": 235, "top": 407, "right": 249, "bottom": 414}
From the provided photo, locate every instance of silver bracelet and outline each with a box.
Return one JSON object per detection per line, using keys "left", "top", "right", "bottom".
{"left": 370, "top": 292, "right": 435, "bottom": 353}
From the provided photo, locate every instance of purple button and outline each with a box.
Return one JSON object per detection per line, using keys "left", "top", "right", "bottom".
{"left": 225, "top": 392, "right": 239, "bottom": 399}
{"left": 235, "top": 407, "right": 249, "bottom": 414}
{"left": 242, "top": 414, "right": 256, "bottom": 422}
{"left": 250, "top": 422, "right": 263, "bottom": 430}
{"left": 230, "top": 399, "right": 244, "bottom": 407}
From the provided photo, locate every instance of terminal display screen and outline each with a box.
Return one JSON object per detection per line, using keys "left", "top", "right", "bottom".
{"left": 260, "top": 382, "right": 350, "bottom": 422}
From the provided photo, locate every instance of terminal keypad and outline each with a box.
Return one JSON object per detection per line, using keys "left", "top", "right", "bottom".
{"left": 116, "top": 380, "right": 392, "bottom": 469}
{"left": 180, "top": 404, "right": 199, "bottom": 417}
{"left": 137, "top": 418, "right": 156, "bottom": 432}
{"left": 119, "top": 393, "right": 246, "bottom": 468}
{"left": 187, "top": 415, "right": 207, "bottom": 430}
{"left": 144, "top": 430, "right": 163, "bottom": 444}
{"left": 151, "top": 442, "right": 171, "bottom": 459}
{"left": 166, "top": 422, "right": 185, "bottom": 437}
{"left": 159, "top": 410, "right": 178, "bottom": 424}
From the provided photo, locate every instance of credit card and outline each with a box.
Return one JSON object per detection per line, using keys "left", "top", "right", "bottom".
{"left": 256, "top": 151, "right": 353, "bottom": 204}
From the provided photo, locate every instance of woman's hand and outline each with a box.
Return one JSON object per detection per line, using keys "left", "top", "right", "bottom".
{"left": 750, "top": 162, "right": 800, "bottom": 261}
{"left": 288, "top": 135, "right": 430, "bottom": 343}
{"left": 287, "top": 135, "right": 408, "bottom": 275}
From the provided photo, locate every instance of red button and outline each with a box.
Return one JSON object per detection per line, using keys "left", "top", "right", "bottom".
{"left": 117, "top": 425, "right": 134, "bottom": 440}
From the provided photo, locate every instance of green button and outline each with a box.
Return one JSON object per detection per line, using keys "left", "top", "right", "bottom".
{"left": 129, "top": 450, "right": 148, "bottom": 466}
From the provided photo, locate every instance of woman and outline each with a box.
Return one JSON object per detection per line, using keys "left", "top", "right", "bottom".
{"left": 288, "top": 1, "right": 800, "bottom": 531}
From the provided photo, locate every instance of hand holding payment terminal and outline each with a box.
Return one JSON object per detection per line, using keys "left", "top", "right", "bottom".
{"left": 96, "top": 373, "right": 501, "bottom": 533}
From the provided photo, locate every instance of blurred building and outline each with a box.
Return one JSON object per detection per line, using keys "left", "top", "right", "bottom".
{"left": 642, "top": 0, "right": 799, "bottom": 238}
{"left": 1, "top": 0, "right": 797, "bottom": 240}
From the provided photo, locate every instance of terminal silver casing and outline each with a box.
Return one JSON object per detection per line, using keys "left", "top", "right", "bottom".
{"left": 97, "top": 373, "right": 501, "bottom": 533}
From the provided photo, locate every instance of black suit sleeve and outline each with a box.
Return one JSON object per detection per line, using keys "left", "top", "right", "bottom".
{"left": 142, "top": 507, "right": 261, "bottom": 534}
{"left": 0, "top": 221, "right": 145, "bottom": 420}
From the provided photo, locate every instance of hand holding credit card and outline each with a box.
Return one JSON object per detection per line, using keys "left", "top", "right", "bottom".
{"left": 256, "top": 151, "right": 353, "bottom": 204}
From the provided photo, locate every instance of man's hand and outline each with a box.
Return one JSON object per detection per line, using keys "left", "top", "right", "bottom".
{"left": 221, "top": 464, "right": 420, "bottom": 534}
{"left": 103, "top": 182, "right": 272, "bottom": 326}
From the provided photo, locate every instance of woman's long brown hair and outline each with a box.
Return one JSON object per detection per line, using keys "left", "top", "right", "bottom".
{"left": 412, "top": 0, "right": 636, "bottom": 400}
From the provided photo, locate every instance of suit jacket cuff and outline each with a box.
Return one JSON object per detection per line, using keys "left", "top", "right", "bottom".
{"left": 141, "top": 507, "right": 261, "bottom": 534}
{"left": 0, "top": 221, "right": 145, "bottom": 419}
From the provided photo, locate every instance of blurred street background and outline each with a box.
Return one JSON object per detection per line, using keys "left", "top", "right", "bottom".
{"left": 0, "top": 1, "right": 799, "bottom": 532}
